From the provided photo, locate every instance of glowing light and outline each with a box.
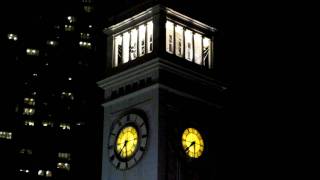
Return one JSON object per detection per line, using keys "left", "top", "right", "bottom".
{"left": 130, "top": 29, "right": 138, "bottom": 60}
{"left": 26, "top": 48, "right": 39, "bottom": 56}
{"left": 24, "top": 120, "right": 35, "bottom": 126}
{"left": 194, "top": 33, "right": 202, "bottom": 65}
{"left": 181, "top": 128, "right": 204, "bottom": 158}
{"left": 46, "top": 170, "right": 52, "bottom": 177}
{"left": 114, "top": 35, "right": 122, "bottom": 67}
{"left": 47, "top": 40, "right": 58, "bottom": 46}
{"left": 147, "top": 21, "right": 153, "bottom": 53}
{"left": 138, "top": 24, "right": 146, "bottom": 57}
{"left": 166, "top": 21, "right": 174, "bottom": 54}
{"left": 57, "top": 162, "right": 70, "bottom": 171}
{"left": 23, "top": 108, "right": 35, "bottom": 116}
{"left": 116, "top": 126, "right": 138, "bottom": 159}
{"left": 67, "top": 16, "right": 75, "bottom": 23}
{"left": 0, "top": 131, "right": 12, "bottom": 139}
{"left": 38, "top": 170, "right": 44, "bottom": 176}
{"left": 8, "top": 33, "right": 18, "bottom": 41}
{"left": 184, "top": 29, "right": 193, "bottom": 61}
{"left": 24, "top": 97, "right": 35, "bottom": 106}
{"left": 122, "top": 32, "right": 130, "bottom": 63}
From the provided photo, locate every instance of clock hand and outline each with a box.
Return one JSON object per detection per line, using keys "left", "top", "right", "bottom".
{"left": 127, "top": 138, "right": 137, "bottom": 142}
{"left": 119, "top": 140, "right": 128, "bottom": 155}
{"left": 185, "top": 141, "right": 195, "bottom": 152}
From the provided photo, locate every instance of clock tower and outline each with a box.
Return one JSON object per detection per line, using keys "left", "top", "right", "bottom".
{"left": 98, "top": 4, "right": 226, "bottom": 180}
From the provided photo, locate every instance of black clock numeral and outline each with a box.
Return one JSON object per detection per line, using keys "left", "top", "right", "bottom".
{"left": 142, "top": 134, "right": 147, "bottom": 138}
{"left": 116, "top": 162, "right": 120, "bottom": 168}
{"left": 110, "top": 155, "right": 115, "bottom": 161}
{"left": 139, "top": 123, "right": 145, "bottom": 127}
{"left": 108, "top": 145, "right": 114, "bottom": 149}
{"left": 111, "top": 133, "right": 116, "bottom": 136}
{"left": 127, "top": 115, "right": 130, "bottom": 122}
{"left": 140, "top": 146, "right": 146, "bottom": 151}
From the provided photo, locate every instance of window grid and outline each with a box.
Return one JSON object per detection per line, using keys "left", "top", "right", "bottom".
{"left": 113, "top": 20, "right": 153, "bottom": 67}
{"left": 166, "top": 20, "right": 212, "bottom": 68}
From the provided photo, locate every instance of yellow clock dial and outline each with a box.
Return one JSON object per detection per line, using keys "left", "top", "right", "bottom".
{"left": 182, "top": 128, "right": 204, "bottom": 158}
{"left": 116, "top": 126, "right": 138, "bottom": 159}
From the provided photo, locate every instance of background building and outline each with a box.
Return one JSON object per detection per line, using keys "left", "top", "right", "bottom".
{"left": 1, "top": 0, "right": 231, "bottom": 180}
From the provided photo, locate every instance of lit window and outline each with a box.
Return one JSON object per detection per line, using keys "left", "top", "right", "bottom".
{"left": 46, "top": 170, "right": 52, "bottom": 177}
{"left": 88, "top": 25, "right": 92, "bottom": 28}
{"left": 175, "top": 25, "right": 184, "bottom": 57}
{"left": 203, "top": 37, "right": 211, "bottom": 67}
{"left": 146, "top": 21, "right": 153, "bottom": 53}
{"left": 166, "top": 21, "right": 174, "bottom": 54}
{"left": 79, "top": 41, "right": 92, "bottom": 49}
{"left": 19, "top": 148, "right": 32, "bottom": 155}
{"left": 26, "top": 48, "right": 39, "bottom": 56}
{"left": 114, "top": 35, "right": 122, "bottom": 67}
{"left": 84, "top": 5, "right": 93, "bottom": 13}
{"left": 138, "top": 24, "right": 146, "bottom": 57}
{"left": 165, "top": 20, "right": 213, "bottom": 68}
{"left": 7, "top": 33, "right": 18, "bottom": 41}
{"left": 57, "top": 162, "right": 70, "bottom": 171}
{"left": 59, "top": 123, "right": 71, "bottom": 130}
{"left": 46, "top": 40, "right": 58, "bottom": 46}
{"left": 64, "top": 25, "right": 74, "bottom": 32}
{"left": 58, "top": 152, "right": 71, "bottom": 160}
{"left": 67, "top": 16, "right": 76, "bottom": 23}
{"left": 24, "top": 120, "right": 35, "bottom": 126}
{"left": 61, "top": 91, "right": 74, "bottom": 100}
{"left": 68, "top": 77, "right": 72, "bottom": 81}
{"left": 76, "top": 122, "right": 85, "bottom": 126}
{"left": 24, "top": 97, "right": 35, "bottom": 106}
{"left": 22, "top": 108, "right": 35, "bottom": 116}
{"left": 130, "top": 29, "right": 138, "bottom": 60}
{"left": 80, "top": 32, "right": 90, "bottom": 40}
{"left": 42, "top": 121, "right": 54, "bottom": 127}
{"left": 0, "top": 131, "right": 12, "bottom": 139}
{"left": 122, "top": 32, "right": 130, "bottom": 63}
{"left": 184, "top": 29, "right": 193, "bottom": 61}
{"left": 19, "top": 169, "right": 30, "bottom": 173}
{"left": 113, "top": 21, "right": 153, "bottom": 67}
{"left": 38, "top": 170, "right": 45, "bottom": 176}
{"left": 194, "top": 33, "right": 202, "bottom": 65}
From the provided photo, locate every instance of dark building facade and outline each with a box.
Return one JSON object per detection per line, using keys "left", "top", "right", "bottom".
{"left": 1, "top": 0, "right": 102, "bottom": 179}
{"left": 1, "top": 1, "right": 229, "bottom": 180}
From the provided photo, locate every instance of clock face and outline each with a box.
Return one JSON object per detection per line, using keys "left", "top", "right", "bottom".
{"left": 108, "top": 113, "right": 148, "bottom": 170}
{"left": 181, "top": 128, "right": 204, "bottom": 158}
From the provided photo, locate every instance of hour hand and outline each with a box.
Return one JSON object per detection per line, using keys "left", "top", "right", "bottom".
{"left": 119, "top": 140, "right": 128, "bottom": 154}
{"left": 185, "top": 141, "right": 195, "bottom": 152}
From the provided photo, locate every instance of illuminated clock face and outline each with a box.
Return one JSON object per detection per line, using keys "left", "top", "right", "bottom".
{"left": 181, "top": 128, "right": 204, "bottom": 158}
{"left": 116, "top": 126, "right": 138, "bottom": 159}
{"left": 108, "top": 113, "right": 148, "bottom": 170}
